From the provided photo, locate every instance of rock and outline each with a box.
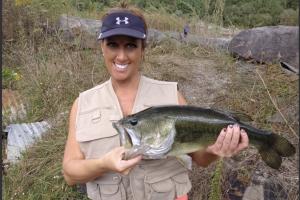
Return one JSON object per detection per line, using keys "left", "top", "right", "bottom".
{"left": 242, "top": 172, "right": 288, "bottom": 200}
{"left": 229, "top": 26, "right": 299, "bottom": 72}
{"left": 243, "top": 185, "right": 264, "bottom": 200}
{"left": 180, "top": 33, "right": 231, "bottom": 50}
{"left": 4, "top": 121, "right": 51, "bottom": 163}
{"left": 146, "top": 29, "right": 168, "bottom": 45}
{"left": 58, "top": 15, "right": 231, "bottom": 51}
{"left": 58, "top": 15, "right": 102, "bottom": 49}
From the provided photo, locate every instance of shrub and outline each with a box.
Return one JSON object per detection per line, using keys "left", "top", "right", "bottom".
{"left": 279, "top": 9, "right": 299, "bottom": 25}
{"left": 2, "top": 68, "right": 21, "bottom": 89}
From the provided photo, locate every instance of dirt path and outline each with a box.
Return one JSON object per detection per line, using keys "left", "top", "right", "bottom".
{"left": 144, "top": 54, "right": 231, "bottom": 106}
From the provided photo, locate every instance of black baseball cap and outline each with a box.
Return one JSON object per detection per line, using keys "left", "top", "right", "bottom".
{"left": 98, "top": 12, "right": 147, "bottom": 40}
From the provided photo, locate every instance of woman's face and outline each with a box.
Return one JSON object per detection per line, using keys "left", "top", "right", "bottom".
{"left": 101, "top": 35, "right": 144, "bottom": 82}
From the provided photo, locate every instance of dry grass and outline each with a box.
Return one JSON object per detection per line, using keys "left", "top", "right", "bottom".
{"left": 3, "top": 31, "right": 110, "bottom": 198}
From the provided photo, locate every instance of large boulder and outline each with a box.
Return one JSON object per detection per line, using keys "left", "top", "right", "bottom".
{"left": 229, "top": 26, "right": 299, "bottom": 72}
{"left": 58, "top": 15, "right": 102, "bottom": 49}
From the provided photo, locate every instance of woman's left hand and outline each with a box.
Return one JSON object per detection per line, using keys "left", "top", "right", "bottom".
{"left": 206, "top": 124, "right": 249, "bottom": 157}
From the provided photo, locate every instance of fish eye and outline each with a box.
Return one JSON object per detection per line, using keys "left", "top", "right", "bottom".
{"left": 129, "top": 118, "right": 138, "bottom": 126}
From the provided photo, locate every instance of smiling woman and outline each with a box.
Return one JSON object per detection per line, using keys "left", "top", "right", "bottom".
{"left": 101, "top": 36, "right": 143, "bottom": 82}
{"left": 62, "top": 2, "right": 248, "bottom": 200}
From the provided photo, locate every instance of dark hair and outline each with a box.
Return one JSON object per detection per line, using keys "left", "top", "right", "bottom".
{"left": 101, "top": 2, "right": 148, "bottom": 49}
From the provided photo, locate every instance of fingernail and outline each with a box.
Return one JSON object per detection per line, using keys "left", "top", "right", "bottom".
{"left": 234, "top": 123, "right": 240, "bottom": 128}
{"left": 228, "top": 124, "right": 233, "bottom": 128}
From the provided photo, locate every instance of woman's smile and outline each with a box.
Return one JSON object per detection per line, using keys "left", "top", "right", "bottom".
{"left": 114, "top": 63, "right": 129, "bottom": 71}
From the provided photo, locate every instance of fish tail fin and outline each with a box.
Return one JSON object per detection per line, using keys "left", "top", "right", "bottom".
{"left": 270, "top": 133, "right": 296, "bottom": 157}
{"left": 259, "top": 148, "right": 282, "bottom": 169}
{"left": 258, "top": 133, "right": 295, "bottom": 169}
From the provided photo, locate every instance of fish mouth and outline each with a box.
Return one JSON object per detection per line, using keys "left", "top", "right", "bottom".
{"left": 112, "top": 122, "right": 128, "bottom": 146}
{"left": 113, "top": 122, "right": 176, "bottom": 159}
{"left": 112, "top": 122, "right": 141, "bottom": 147}
{"left": 125, "top": 128, "right": 141, "bottom": 146}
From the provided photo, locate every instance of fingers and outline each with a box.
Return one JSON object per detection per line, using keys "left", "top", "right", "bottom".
{"left": 220, "top": 124, "right": 234, "bottom": 155}
{"left": 214, "top": 128, "right": 227, "bottom": 151}
{"left": 209, "top": 124, "right": 249, "bottom": 158}
{"left": 235, "top": 129, "right": 249, "bottom": 153}
{"left": 103, "top": 146, "right": 142, "bottom": 174}
{"left": 120, "top": 155, "right": 142, "bottom": 169}
{"left": 119, "top": 155, "right": 142, "bottom": 175}
{"left": 229, "top": 124, "right": 241, "bottom": 151}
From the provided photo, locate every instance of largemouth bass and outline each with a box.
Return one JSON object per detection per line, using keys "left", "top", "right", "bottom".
{"left": 112, "top": 105, "right": 296, "bottom": 169}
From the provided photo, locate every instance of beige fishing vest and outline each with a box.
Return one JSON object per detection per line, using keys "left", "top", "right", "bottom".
{"left": 76, "top": 75, "right": 192, "bottom": 200}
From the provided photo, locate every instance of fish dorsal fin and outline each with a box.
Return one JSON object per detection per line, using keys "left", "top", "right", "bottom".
{"left": 227, "top": 111, "right": 253, "bottom": 122}
{"left": 211, "top": 107, "right": 252, "bottom": 122}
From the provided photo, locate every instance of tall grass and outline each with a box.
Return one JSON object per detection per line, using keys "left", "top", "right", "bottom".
{"left": 3, "top": 28, "right": 109, "bottom": 200}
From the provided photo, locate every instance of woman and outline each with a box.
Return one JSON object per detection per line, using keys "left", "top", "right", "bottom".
{"left": 62, "top": 4, "right": 249, "bottom": 200}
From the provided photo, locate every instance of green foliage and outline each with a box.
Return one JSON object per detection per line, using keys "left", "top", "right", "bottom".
{"left": 2, "top": 68, "right": 21, "bottom": 89}
{"left": 223, "top": 0, "right": 287, "bottom": 27}
{"left": 279, "top": 8, "right": 299, "bottom": 25}
{"left": 209, "top": 159, "right": 223, "bottom": 200}
{"left": 129, "top": 0, "right": 298, "bottom": 28}
{"left": 284, "top": 0, "right": 299, "bottom": 9}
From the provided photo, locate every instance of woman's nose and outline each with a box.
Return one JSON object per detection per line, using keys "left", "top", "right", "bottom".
{"left": 116, "top": 49, "right": 128, "bottom": 62}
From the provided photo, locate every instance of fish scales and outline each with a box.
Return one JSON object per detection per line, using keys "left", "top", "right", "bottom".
{"left": 112, "top": 105, "right": 296, "bottom": 169}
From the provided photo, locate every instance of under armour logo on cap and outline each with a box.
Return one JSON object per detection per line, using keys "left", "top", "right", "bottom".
{"left": 116, "top": 17, "right": 129, "bottom": 25}
{"left": 98, "top": 12, "right": 147, "bottom": 40}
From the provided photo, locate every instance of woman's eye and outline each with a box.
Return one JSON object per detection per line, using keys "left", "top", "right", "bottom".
{"left": 130, "top": 118, "right": 138, "bottom": 126}
{"left": 126, "top": 43, "right": 137, "bottom": 49}
{"left": 107, "top": 42, "right": 118, "bottom": 48}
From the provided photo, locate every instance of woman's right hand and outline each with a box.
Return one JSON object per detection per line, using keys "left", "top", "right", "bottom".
{"left": 102, "top": 146, "right": 142, "bottom": 175}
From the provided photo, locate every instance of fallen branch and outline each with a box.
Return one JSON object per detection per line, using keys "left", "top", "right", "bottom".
{"left": 255, "top": 69, "right": 298, "bottom": 139}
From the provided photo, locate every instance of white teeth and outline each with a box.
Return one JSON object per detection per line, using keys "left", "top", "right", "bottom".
{"left": 115, "top": 63, "right": 128, "bottom": 69}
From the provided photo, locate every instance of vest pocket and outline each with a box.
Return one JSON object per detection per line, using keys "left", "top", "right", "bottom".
{"left": 171, "top": 172, "right": 191, "bottom": 197}
{"left": 143, "top": 159, "right": 191, "bottom": 200}
{"left": 145, "top": 177, "right": 175, "bottom": 200}
{"left": 96, "top": 174, "right": 123, "bottom": 200}
{"left": 76, "top": 108, "right": 120, "bottom": 142}
{"left": 98, "top": 184, "right": 121, "bottom": 200}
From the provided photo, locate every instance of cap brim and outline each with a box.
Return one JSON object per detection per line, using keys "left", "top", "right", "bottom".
{"left": 98, "top": 28, "right": 146, "bottom": 40}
